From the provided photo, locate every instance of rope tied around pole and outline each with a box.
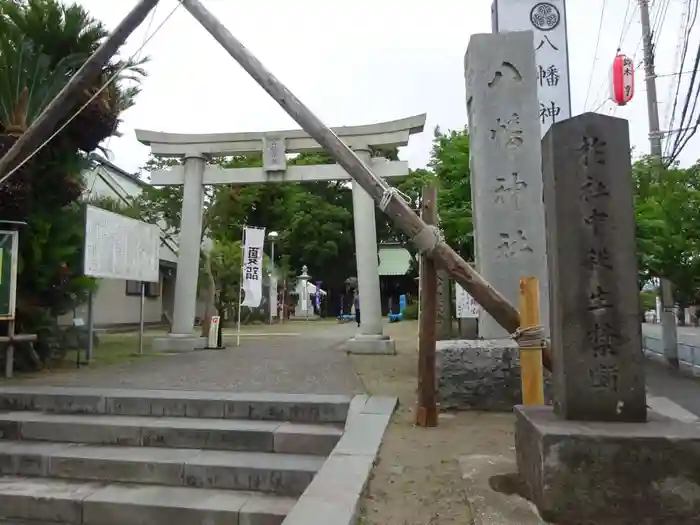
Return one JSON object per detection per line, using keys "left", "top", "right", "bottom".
{"left": 512, "top": 325, "right": 546, "bottom": 349}
{"left": 413, "top": 225, "right": 443, "bottom": 255}
{"left": 379, "top": 186, "right": 411, "bottom": 212}
{"left": 380, "top": 184, "right": 443, "bottom": 254}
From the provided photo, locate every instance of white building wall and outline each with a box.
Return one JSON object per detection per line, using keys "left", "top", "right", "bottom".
{"left": 59, "top": 277, "right": 165, "bottom": 326}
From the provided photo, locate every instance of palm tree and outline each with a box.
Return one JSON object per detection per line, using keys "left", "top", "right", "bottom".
{"left": 0, "top": 0, "right": 147, "bottom": 153}
{"left": 0, "top": 0, "right": 148, "bottom": 218}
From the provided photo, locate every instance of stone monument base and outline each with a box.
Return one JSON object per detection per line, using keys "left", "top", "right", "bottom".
{"left": 515, "top": 405, "right": 700, "bottom": 525}
{"left": 436, "top": 339, "right": 551, "bottom": 411}
{"left": 346, "top": 334, "right": 396, "bottom": 355}
{"left": 152, "top": 334, "right": 207, "bottom": 353}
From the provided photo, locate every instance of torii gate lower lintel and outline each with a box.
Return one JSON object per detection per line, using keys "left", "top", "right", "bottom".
{"left": 135, "top": 114, "right": 426, "bottom": 353}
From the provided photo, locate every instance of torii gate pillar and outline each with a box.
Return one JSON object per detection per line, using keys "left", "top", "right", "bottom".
{"left": 346, "top": 149, "right": 395, "bottom": 355}
{"left": 137, "top": 114, "right": 425, "bottom": 353}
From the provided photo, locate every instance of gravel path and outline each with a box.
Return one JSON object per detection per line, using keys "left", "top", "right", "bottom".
{"left": 9, "top": 322, "right": 365, "bottom": 395}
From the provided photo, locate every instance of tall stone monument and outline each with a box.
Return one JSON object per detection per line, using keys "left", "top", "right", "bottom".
{"left": 515, "top": 113, "right": 700, "bottom": 524}
{"left": 465, "top": 30, "right": 548, "bottom": 339}
{"left": 436, "top": 30, "right": 549, "bottom": 411}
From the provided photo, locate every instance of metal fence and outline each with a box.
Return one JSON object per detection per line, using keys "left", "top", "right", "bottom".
{"left": 642, "top": 335, "right": 700, "bottom": 376}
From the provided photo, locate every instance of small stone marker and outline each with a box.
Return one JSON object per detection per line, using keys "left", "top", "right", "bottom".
{"left": 465, "top": 30, "right": 548, "bottom": 338}
{"left": 541, "top": 112, "right": 646, "bottom": 422}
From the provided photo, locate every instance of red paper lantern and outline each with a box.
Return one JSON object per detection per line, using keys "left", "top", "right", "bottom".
{"left": 610, "top": 53, "right": 635, "bottom": 106}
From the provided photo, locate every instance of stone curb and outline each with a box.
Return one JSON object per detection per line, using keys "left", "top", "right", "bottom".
{"left": 281, "top": 394, "right": 397, "bottom": 525}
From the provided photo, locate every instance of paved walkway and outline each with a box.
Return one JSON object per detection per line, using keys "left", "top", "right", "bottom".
{"left": 7, "top": 322, "right": 365, "bottom": 395}
{"left": 646, "top": 359, "right": 700, "bottom": 418}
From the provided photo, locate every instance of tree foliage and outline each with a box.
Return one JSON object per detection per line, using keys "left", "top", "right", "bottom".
{"left": 633, "top": 156, "right": 700, "bottom": 308}
{"left": 0, "top": 0, "right": 146, "bottom": 368}
{"left": 136, "top": 127, "right": 475, "bottom": 317}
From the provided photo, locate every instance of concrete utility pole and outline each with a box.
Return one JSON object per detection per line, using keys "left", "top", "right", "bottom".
{"left": 639, "top": 0, "right": 678, "bottom": 368}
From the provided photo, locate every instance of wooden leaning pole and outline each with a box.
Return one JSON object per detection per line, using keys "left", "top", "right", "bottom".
{"left": 416, "top": 186, "right": 438, "bottom": 427}
{"left": 177, "top": 0, "right": 558, "bottom": 368}
{"left": 0, "top": 0, "right": 552, "bottom": 373}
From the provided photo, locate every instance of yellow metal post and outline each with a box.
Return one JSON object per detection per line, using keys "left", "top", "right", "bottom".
{"left": 519, "top": 276, "right": 545, "bottom": 405}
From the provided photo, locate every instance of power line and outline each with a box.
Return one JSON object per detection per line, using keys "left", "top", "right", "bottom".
{"left": 652, "top": 0, "right": 672, "bottom": 49}
{"left": 617, "top": 0, "right": 636, "bottom": 49}
{"left": 584, "top": 0, "right": 609, "bottom": 110}
{"left": 0, "top": 1, "right": 182, "bottom": 188}
{"left": 666, "top": 0, "right": 699, "bottom": 159}
{"left": 103, "top": 1, "right": 161, "bottom": 155}
{"left": 663, "top": 0, "right": 692, "bottom": 153}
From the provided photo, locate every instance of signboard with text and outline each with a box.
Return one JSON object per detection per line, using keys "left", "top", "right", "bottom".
{"left": 83, "top": 205, "right": 159, "bottom": 282}
{"left": 208, "top": 316, "right": 220, "bottom": 348}
{"left": 455, "top": 284, "right": 480, "bottom": 319}
{"left": 492, "top": 0, "right": 572, "bottom": 136}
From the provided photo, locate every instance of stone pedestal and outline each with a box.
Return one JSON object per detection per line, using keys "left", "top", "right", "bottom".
{"left": 515, "top": 405, "right": 700, "bottom": 525}
{"left": 345, "top": 334, "right": 396, "bottom": 355}
{"left": 436, "top": 339, "right": 551, "bottom": 411}
{"left": 152, "top": 334, "right": 207, "bottom": 353}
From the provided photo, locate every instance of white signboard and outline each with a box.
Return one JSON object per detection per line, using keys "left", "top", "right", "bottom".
{"left": 242, "top": 226, "right": 266, "bottom": 307}
{"left": 83, "top": 205, "right": 159, "bottom": 282}
{"left": 455, "top": 284, "right": 480, "bottom": 319}
{"left": 492, "top": 0, "right": 572, "bottom": 136}
{"left": 208, "top": 316, "right": 220, "bottom": 347}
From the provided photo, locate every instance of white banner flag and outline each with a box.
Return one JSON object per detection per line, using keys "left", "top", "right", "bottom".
{"left": 455, "top": 284, "right": 480, "bottom": 319}
{"left": 242, "top": 226, "right": 266, "bottom": 307}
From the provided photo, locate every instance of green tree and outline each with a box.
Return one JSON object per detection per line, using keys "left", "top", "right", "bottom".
{"left": 430, "top": 127, "right": 473, "bottom": 260}
{"left": 0, "top": 0, "right": 146, "bottom": 368}
{"left": 633, "top": 156, "right": 700, "bottom": 315}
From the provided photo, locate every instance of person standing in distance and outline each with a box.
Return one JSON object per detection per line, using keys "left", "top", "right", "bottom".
{"left": 354, "top": 291, "right": 361, "bottom": 327}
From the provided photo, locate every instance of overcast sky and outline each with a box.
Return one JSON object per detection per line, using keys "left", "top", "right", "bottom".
{"left": 76, "top": 0, "right": 699, "bottom": 175}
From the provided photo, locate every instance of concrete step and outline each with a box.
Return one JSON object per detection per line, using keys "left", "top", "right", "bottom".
{"left": 0, "top": 385, "right": 351, "bottom": 423}
{"left": 0, "top": 475, "right": 295, "bottom": 525}
{"left": 0, "top": 441, "right": 323, "bottom": 497}
{"left": 0, "top": 412, "right": 342, "bottom": 455}
{"left": 0, "top": 521, "right": 63, "bottom": 525}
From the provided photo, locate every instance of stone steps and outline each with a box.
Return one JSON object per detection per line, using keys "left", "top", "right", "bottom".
{"left": 0, "top": 441, "right": 323, "bottom": 497}
{"left": 0, "top": 386, "right": 350, "bottom": 423}
{"left": 0, "top": 475, "right": 295, "bottom": 525}
{"left": 0, "top": 411, "right": 342, "bottom": 455}
{"left": 0, "top": 386, "right": 356, "bottom": 525}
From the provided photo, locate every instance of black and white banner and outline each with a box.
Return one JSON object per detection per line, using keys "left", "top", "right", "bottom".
{"left": 242, "top": 226, "right": 266, "bottom": 307}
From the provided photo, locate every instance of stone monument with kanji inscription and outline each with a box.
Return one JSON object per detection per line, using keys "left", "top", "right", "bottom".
{"left": 436, "top": 30, "right": 551, "bottom": 411}
{"left": 515, "top": 113, "right": 700, "bottom": 525}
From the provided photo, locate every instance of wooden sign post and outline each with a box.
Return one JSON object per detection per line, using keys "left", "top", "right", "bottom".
{"left": 518, "top": 276, "right": 545, "bottom": 405}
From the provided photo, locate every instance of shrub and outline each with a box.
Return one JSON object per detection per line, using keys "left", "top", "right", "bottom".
{"left": 402, "top": 302, "right": 418, "bottom": 320}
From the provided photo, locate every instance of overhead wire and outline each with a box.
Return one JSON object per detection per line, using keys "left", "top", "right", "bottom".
{"left": 667, "top": 42, "right": 700, "bottom": 163}
{"left": 584, "top": 0, "right": 609, "bottom": 111}
{"left": 666, "top": 0, "right": 700, "bottom": 161}
{"left": 0, "top": 0, "right": 183, "bottom": 188}
{"left": 664, "top": 0, "right": 693, "bottom": 155}
{"left": 102, "top": 0, "right": 160, "bottom": 157}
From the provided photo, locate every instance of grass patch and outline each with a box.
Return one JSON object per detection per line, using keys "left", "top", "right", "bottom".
{"left": 2, "top": 332, "right": 166, "bottom": 381}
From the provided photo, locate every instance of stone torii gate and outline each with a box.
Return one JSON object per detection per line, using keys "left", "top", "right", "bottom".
{"left": 136, "top": 114, "right": 426, "bottom": 353}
